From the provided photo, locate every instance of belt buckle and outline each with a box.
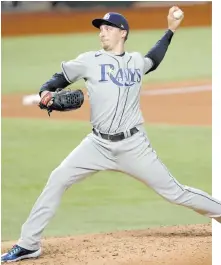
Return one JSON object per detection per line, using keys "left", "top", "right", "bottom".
{"left": 107, "top": 134, "right": 112, "bottom": 141}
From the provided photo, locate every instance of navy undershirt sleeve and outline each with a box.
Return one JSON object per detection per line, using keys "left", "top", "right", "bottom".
{"left": 39, "top": 72, "right": 70, "bottom": 96}
{"left": 145, "top": 29, "right": 174, "bottom": 74}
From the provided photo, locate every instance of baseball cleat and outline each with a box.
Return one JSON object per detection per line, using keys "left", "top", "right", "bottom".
{"left": 1, "top": 244, "right": 41, "bottom": 263}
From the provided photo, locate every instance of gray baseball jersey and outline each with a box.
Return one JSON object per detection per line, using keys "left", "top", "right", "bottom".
{"left": 17, "top": 49, "right": 221, "bottom": 251}
{"left": 61, "top": 50, "right": 153, "bottom": 133}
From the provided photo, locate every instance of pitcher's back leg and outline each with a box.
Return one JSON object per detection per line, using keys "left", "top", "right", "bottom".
{"left": 118, "top": 131, "right": 221, "bottom": 222}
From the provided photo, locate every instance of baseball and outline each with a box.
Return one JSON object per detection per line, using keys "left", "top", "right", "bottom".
{"left": 173, "top": 9, "right": 183, "bottom": 20}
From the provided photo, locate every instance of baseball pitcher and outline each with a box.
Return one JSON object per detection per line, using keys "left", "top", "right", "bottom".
{"left": 2, "top": 6, "right": 220, "bottom": 263}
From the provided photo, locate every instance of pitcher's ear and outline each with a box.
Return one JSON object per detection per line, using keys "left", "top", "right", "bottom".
{"left": 121, "top": 30, "right": 127, "bottom": 39}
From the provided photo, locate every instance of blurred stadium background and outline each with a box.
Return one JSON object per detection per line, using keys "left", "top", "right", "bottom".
{"left": 2, "top": 1, "right": 212, "bottom": 242}
{"left": 1, "top": 1, "right": 210, "bottom": 12}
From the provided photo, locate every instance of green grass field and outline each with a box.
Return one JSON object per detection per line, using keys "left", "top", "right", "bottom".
{"left": 1, "top": 27, "right": 211, "bottom": 94}
{"left": 1, "top": 118, "right": 211, "bottom": 241}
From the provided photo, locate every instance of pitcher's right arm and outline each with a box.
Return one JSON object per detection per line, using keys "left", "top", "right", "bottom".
{"left": 143, "top": 6, "right": 184, "bottom": 75}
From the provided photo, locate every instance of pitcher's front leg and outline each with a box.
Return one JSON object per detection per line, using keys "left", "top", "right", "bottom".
{"left": 18, "top": 135, "right": 116, "bottom": 250}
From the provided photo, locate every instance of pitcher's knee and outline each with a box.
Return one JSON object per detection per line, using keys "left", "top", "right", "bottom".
{"left": 47, "top": 166, "right": 73, "bottom": 188}
{"left": 164, "top": 194, "right": 185, "bottom": 205}
{"left": 161, "top": 186, "right": 188, "bottom": 205}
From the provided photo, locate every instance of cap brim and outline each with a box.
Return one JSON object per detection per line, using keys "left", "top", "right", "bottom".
{"left": 92, "top": 19, "right": 106, "bottom": 29}
{"left": 92, "top": 19, "right": 119, "bottom": 29}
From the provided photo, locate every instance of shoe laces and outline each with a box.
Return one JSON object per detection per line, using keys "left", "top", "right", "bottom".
{"left": 8, "top": 245, "right": 21, "bottom": 256}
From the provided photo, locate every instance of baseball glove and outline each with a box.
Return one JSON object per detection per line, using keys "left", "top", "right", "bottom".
{"left": 39, "top": 89, "right": 84, "bottom": 116}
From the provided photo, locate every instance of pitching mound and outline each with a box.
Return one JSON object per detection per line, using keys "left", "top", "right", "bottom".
{"left": 1, "top": 224, "right": 211, "bottom": 265}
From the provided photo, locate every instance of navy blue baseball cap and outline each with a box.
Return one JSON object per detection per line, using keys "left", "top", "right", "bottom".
{"left": 92, "top": 12, "right": 129, "bottom": 33}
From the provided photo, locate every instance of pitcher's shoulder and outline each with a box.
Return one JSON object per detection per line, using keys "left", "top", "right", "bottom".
{"left": 127, "top": 51, "right": 143, "bottom": 60}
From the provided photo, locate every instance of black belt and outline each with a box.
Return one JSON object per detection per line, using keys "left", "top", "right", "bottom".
{"left": 92, "top": 127, "right": 139, "bottom": 142}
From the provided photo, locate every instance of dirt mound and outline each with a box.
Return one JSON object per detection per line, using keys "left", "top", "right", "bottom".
{"left": 1, "top": 224, "right": 211, "bottom": 265}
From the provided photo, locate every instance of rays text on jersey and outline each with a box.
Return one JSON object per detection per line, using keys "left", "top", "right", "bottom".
{"left": 99, "top": 64, "right": 141, "bottom": 87}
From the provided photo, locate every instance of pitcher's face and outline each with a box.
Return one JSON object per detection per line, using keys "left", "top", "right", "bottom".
{"left": 99, "top": 24, "right": 126, "bottom": 51}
